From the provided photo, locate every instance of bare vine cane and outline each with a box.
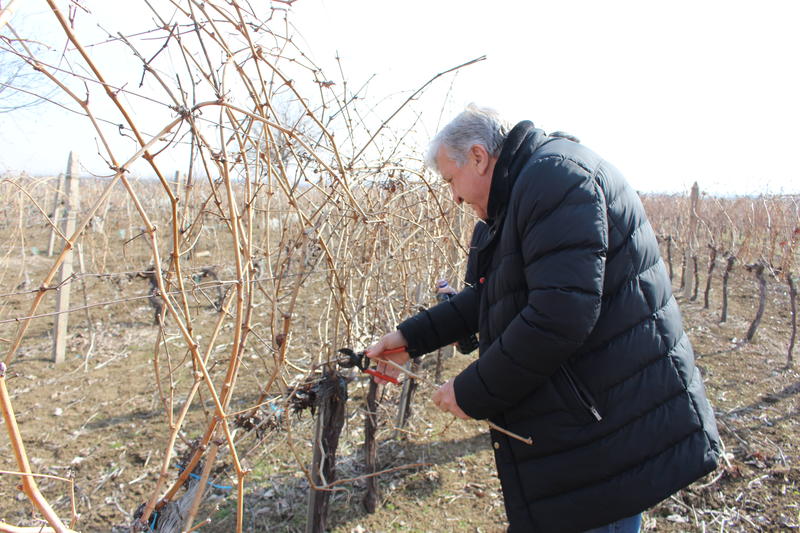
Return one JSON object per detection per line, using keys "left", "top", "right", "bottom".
{"left": 351, "top": 351, "right": 534, "bottom": 446}
{"left": 0, "top": 363, "right": 78, "bottom": 533}
{"left": 2, "top": 5, "right": 504, "bottom": 533}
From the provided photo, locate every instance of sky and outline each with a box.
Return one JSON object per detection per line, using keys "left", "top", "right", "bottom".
{"left": 1, "top": 0, "right": 799, "bottom": 195}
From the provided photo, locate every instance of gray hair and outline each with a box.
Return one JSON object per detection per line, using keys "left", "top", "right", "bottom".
{"left": 426, "top": 103, "right": 509, "bottom": 173}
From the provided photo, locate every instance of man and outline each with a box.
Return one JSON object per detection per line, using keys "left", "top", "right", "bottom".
{"left": 367, "top": 104, "right": 721, "bottom": 532}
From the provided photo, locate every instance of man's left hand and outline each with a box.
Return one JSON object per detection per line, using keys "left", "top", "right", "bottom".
{"left": 433, "top": 378, "right": 470, "bottom": 419}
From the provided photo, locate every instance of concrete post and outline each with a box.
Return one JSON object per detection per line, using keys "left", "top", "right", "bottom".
{"left": 52, "top": 152, "right": 80, "bottom": 364}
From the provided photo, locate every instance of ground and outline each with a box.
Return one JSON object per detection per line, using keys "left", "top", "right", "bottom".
{"left": 0, "top": 265, "right": 798, "bottom": 532}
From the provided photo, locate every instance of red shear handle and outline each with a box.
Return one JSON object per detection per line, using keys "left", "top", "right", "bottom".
{"left": 364, "top": 368, "right": 400, "bottom": 384}
{"left": 364, "top": 345, "right": 407, "bottom": 385}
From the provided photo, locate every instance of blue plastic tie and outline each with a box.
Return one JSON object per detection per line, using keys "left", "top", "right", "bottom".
{"left": 188, "top": 471, "right": 233, "bottom": 490}
{"left": 175, "top": 464, "right": 233, "bottom": 491}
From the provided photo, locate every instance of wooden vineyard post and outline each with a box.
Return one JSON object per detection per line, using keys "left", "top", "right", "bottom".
{"left": 683, "top": 182, "right": 700, "bottom": 299}
{"left": 680, "top": 254, "right": 687, "bottom": 291}
{"left": 720, "top": 253, "right": 736, "bottom": 323}
{"left": 306, "top": 371, "right": 347, "bottom": 533}
{"left": 788, "top": 272, "right": 796, "bottom": 366}
{"left": 704, "top": 245, "right": 718, "bottom": 309}
{"left": 690, "top": 255, "right": 699, "bottom": 301}
{"left": 745, "top": 262, "right": 767, "bottom": 342}
{"left": 363, "top": 379, "right": 380, "bottom": 513}
{"left": 52, "top": 152, "right": 80, "bottom": 364}
{"left": 46, "top": 172, "right": 65, "bottom": 257}
{"left": 395, "top": 358, "right": 422, "bottom": 435}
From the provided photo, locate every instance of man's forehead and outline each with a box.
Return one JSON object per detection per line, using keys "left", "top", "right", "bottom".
{"left": 435, "top": 146, "right": 458, "bottom": 168}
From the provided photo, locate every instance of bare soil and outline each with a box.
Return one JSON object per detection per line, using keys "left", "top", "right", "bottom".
{"left": 1, "top": 266, "right": 798, "bottom": 532}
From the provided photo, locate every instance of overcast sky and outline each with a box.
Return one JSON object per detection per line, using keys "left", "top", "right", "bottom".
{"left": 2, "top": 0, "right": 799, "bottom": 195}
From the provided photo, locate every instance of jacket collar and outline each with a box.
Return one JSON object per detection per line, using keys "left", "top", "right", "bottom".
{"left": 486, "top": 120, "right": 548, "bottom": 223}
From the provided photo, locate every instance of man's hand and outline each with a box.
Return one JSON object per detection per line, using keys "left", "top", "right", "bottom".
{"left": 365, "top": 330, "right": 409, "bottom": 385}
{"left": 433, "top": 378, "right": 470, "bottom": 419}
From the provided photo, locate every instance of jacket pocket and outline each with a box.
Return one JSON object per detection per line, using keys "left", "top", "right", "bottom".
{"left": 559, "top": 364, "right": 603, "bottom": 423}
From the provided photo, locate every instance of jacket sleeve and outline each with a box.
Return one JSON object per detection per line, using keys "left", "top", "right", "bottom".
{"left": 397, "top": 284, "right": 479, "bottom": 358}
{"left": 454, "top": 158, "right": 608, "bottom": 420}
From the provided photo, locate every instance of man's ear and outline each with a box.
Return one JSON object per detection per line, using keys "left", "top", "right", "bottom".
{"left": 470, "top": 144, "right": 491, "bottom": 176}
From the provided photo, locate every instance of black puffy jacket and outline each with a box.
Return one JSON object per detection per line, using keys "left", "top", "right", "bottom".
{"left": 398, "top": 121, "right": 721, "bottom": 532}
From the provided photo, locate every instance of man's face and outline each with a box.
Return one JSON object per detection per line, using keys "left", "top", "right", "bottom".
{"left": 435, "top": 145, "right": 493, "bottom": 220}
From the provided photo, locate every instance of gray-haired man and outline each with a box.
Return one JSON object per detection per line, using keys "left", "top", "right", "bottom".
{"left": 368, "top": 104, "right": 720, "bottom": 532}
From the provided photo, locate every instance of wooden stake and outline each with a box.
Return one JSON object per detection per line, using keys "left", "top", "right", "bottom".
{"left": 362, "top": 379, "right": 380, "bottom": 513}
{"left": 704, "top": 245, "right": 718, "bottom": 309}
{"left": 51, "top": 153, "right": 80, "bottom": 364}
{"left": 666, "top": 235, "right": 674, "bottom": 282}
{"left": 745, "top": 262, "right": 767, "bottom": 342}
{"left": 395, "top": 358, "right": 421, "bottom": 435}
{"left": 683, "top": 182, "right": 700, "bottom": 299}
{"left": 720, "top": 253, "right": 735, "bottom": 323}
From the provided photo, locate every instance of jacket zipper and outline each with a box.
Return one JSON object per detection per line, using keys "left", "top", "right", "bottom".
{"left": 561, "top": 365, "right": 603, "bottom": 422}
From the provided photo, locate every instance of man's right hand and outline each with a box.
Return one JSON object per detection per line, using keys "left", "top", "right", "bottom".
{"left": 365, "top": 330, "right": 409, "bottom": 385}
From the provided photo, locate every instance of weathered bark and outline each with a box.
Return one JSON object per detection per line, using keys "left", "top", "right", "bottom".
{"left": 704, "top": 245, "right": 718, "bottom": 309}
{"left": 362, "top": 379, "right": 380, "bottom": 513}
{"left": 306, "top": 372, "right": 347, "bottom": 533}
{"left": 788, "top": 272, "right": 796, "bottom": 366}
{"left": 720, "top": 254, "right": 736, "bottom": 323}
{"left": 745, "top": 263, "right": 767, "bottom": 342}
{"left": 691, "top": 255, "right": 699, "bottom": 301}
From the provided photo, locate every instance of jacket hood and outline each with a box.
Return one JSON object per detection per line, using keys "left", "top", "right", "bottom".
{"left": 486, "top": 120, "right": 548, "bottom": 222}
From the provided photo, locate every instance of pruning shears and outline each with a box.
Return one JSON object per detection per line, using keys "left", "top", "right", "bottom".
{"left": 338, "top": 346, "right": 534, "bottom": 445}
{"left": 336, "top": 346, "right": 407, "bottom": 385}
